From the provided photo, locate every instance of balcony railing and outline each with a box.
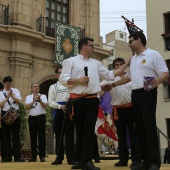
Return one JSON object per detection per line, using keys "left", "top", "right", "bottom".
{"left": 0, "top": 4, "right": 9, "bottom": 25}
{"left": 36, "top": 15, "right": 85, "bottom": 38}
{"left": 36, "top": 14, "right": 45, "bottom": 33}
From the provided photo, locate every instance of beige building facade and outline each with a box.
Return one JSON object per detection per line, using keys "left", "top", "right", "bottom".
{"left": 0, "top": 0, "right": 110, "bottom": 151}
{"left": 0, "top": 0, "right": 110, "bottom": 100}
{"left": 102, "top": 30, "right": 132, "bottom": 69}
{"left": 146, "top": 0, "right": 170, "bottom": 159}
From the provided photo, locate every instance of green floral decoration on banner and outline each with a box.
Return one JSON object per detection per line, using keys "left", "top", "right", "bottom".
{"left": 55, "top": 21, "right": 85, "bottom": 64}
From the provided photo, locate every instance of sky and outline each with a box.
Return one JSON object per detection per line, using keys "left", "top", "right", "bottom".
{"left": 100, "top": 0, "right": 146, "bottom": 42}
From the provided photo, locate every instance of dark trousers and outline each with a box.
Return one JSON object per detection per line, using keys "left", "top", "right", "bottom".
{"left": 0, "top": 127, "right": 5, "bottom": 160}
{"left": 54, "top": 109, "right": 74, "bottom": 163}
{"left": 93, "top": 133, "right": 99, "bottom": 159}
{"left": 131, "top": 88, "right": 161, "bottom": 168}
{"left": 1, "top": 111, "right": 21, "bottom": 160}
{"left": 114, "top": 107, "right": 141, "bottom": 163}
{"left": 164, "top": 147, "right": 170, "bottom": 164}
{"left": 28, "top": 114, "right": 46, "bottom": 159}
{"left": 73, "top": 97, "right": 99, "bottom": 163}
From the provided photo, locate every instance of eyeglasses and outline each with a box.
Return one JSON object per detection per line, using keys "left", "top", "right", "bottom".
{"left": 57, "top": 72, "right": 61, "bottom": 74}
{"left": 129, "top": 40, "right": 135, "bottom": 44}
{"left": 86, "top": 44, "right": 94, "bottom": 48}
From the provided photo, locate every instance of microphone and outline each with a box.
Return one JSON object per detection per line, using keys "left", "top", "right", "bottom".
{"left": 84, "top": 67, "right": 88, "bottom": 85}
{"left": 84, "top": 67, "right": 88, "bottom": 76}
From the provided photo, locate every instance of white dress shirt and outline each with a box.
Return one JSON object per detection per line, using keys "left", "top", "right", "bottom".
{"left": 110, "top": 75, "right": 131, "bottom": 105}
{"left": 0, "top": 88, "right": 22, "bottom": 111}
{"left": 59, "top": 54, "right": 115, "bottom": 94}
{"left": 25, "top": 94, "right": 47, "bottom": 116}
{"left": 101, "top": 75, "right": 131, "bottom": 106}
{"left": 129, "top": 48, "right": 169, "bottom": 90}
{"left": 48, "top": 81, "right": 69, "bottom": 109}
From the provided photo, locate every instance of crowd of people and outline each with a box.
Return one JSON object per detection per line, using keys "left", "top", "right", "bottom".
{"left": 0, "top": 32, "right": 169, "bottom": 170}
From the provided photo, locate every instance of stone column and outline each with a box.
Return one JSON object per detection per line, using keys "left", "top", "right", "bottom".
{"left": 8, "top": 53, "right": 33, "bottom": 102}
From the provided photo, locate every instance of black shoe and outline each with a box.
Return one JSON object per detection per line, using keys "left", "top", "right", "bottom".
{"left": 114, "top": 161, "right": 128, "bottom": 167}
{"left": 130, "top": 162, "right": 145, "bottom": 170}
{"left": 148, "top": 165, "right": 159, "bottom": 170}
{"left": 29, "top": 158, "right": 37, "bottom": 162}
{"left": 51, "top": 160, "right": 62, "bottom": 165}
{"left": 82, "top": 162, "right": 100, "bottom": 170}
{"left": 94, "top": 158, "right": 100, "bottom": 163}
{"left": 1, "top": 157, "right": 5, "bottom": 162}
{"left": 71, "top": 162, "right": 83, "bottom": 169}
{"left": 1, "top": 158, "right": 13, "bottom": 162}
{"left": 68, "top": 160, "right": 76, "bottom": 165}
{"left": 14, "top": 157, "right": 25, "bottom": 162}
{"left": 40, "top": 157, "right": 45, "bottom": 162}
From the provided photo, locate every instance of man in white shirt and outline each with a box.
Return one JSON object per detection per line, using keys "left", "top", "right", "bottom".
{"left": 48, "top": 65, "right": 75, "bottom": 165}
{"left": 25, "top": 83, "right": 47, "bottom": 162}
{"left": 109, "top": 58, "right": 141, "bottom": 168}
{"left": 59, "top": 37, "right": 129, "bottom": 170}
{"left": 102, "top": 32, "right": 169, "bottom": 170}
{"left": 0, "top": 76, "right": 24, "bottom": 162}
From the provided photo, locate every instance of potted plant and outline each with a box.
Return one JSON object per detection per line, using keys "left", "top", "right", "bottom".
{"left": 19, "top": 103, "right": 27, "bottom": 148}
{"left": 45, "top": 106, "right": 52, "bottom": 133}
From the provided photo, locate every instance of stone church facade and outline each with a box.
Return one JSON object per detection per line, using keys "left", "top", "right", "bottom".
{"left": 0, "top": 0, "right": 110, "bottom": 152}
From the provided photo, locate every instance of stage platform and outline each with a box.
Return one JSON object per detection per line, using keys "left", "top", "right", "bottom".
{"left": 0, "top": 154, "right": 170, "bottom": 170}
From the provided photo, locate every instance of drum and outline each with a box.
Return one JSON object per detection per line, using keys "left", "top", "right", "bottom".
{"left": 1, "top": 108, "right": 19, "bottom": 125}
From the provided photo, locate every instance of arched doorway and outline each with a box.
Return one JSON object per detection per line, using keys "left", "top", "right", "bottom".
{"left": 39, "top": 79, "right": 56, "bottom": 98}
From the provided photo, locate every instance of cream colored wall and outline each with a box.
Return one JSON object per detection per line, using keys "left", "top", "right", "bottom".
{"left": 0, "top": 0, "right": 109, "bottom": 100}
{"left": 0, "top": 0, "right": 111, "bottom": 149}
{"left": 103, "top": 31, "right": 132, "bottom": 68}
{"left": 114, "top": 40, "right": 132, "bottom": 61}
{"left": 146, "top": 0, "right": 170, "bottom": 155}
{"left": 146, "top": 0, "right": 169, "bottom": 59}
{"left": 0, "top": 25, "right": 56, "bottom": 101}
{"left": 70, "top": 0, "right": 100, "bottom": 46}
{"left": 1, "top": 0, "right": 44, "bottom": 29}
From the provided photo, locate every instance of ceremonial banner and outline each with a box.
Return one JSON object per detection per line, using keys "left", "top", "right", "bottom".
{"left": 55, "top": 21, "right": 85, "bottom": 64}
{"left": 121, "top": 15, "right": 143, "bottom": 34}
{"left": 125, "top": 21, "right": 139, "bottom": 34}
{"left": 95, "top": 106, "right": 118, "bottom": 141}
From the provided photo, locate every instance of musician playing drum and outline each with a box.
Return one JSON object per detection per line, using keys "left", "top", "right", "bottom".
{"left": 0, "top": 76, "right": 25, "bottom": 162}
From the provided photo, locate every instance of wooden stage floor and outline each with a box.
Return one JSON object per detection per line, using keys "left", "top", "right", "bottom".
{"left": 0, "top": 154, "right": 170, "bottom": 170}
